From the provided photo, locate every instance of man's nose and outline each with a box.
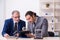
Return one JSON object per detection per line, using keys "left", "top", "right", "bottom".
{"left": 16, "top": 18, "right": 19, "bottom": 20}
{"left": 29, "top": 20, "right": 32, "bottom": 22}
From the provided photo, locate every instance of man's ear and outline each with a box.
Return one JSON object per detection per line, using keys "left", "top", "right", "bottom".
{"left": 32, "top": 15, "right": 35, "bottom": 19}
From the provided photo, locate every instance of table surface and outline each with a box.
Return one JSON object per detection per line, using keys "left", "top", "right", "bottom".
{"left": 0, "top": 37, "right": 60, "bottom": 40}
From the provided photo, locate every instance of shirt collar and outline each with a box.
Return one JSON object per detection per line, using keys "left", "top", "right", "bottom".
{"left": 34, "top": 17, "right": 38, "bottom": 23}
{"left": 13, "top": 20, "right": 18, "bottom": 24}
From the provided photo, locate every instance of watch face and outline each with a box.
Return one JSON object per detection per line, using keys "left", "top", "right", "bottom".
{"left": 22, "top": 27, "right": 26, "bottom": 31}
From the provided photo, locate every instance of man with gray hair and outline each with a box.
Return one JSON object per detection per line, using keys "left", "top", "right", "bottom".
{"left": 2, "top": 10, "right": 26, "bottom": 38}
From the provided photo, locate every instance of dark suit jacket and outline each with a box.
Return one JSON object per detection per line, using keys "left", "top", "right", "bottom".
{"left": 2, "top": 18, "right": 26, "bottom": 37}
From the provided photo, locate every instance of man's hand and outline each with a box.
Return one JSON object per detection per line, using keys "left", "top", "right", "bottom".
{"left": 4, "top": 34, "right": 10, "bottom": 38}
{"left": 15, "top": 33, "right": 19, "bottom": 37}
{"left": 25, "top": 33, "right": 35, "bottom": 38}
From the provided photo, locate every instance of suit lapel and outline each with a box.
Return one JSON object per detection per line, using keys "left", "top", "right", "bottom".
{"left": 35, "top": 17, "right": 42, "bottom": 29}
{"left": 11, "top": 19, "right": 14, "bottom": 32}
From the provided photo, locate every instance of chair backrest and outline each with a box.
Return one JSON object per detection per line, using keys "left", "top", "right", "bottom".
{"left": 48, "top": 32, "right": 54, "bottom": 37}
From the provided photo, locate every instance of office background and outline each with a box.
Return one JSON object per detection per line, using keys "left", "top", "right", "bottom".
{"left": 0, "top": 0, "right": 40, "bottom": 37}
{"left": 0, "top": 0, "right": 60, "bottom": 37}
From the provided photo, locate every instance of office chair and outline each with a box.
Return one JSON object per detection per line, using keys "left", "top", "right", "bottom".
{"left": 48, "top": 31, "right": 54, "bottom": 37}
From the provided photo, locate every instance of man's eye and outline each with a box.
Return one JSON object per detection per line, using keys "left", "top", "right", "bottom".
{"left": 14, "top": 17, "right": 20, "bottom": 18}
{"left": 14, "top": 17, "right": 17, "bottom": 18}
{"left": 27, "top": 18, "right": 30, "bottom": 20}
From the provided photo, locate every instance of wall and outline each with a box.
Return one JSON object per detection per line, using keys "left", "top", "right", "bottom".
{"left": 0, "top": 0, "right": 5, "bottom": 37}
{"left": 0, "top": 0, "right": 40, "bottom": 36}
{"left": 5, "top": 0, "right": 40, "bottom": 20}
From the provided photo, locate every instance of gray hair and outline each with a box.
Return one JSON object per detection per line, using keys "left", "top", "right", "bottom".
{"left": 12, "top": 10, "right": 20, "bottom": 15}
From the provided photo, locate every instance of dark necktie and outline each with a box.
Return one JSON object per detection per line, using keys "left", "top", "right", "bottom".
{"left": 33, "top": 22, "right": 36, "bottom": 34}
{"left": 14, "top": 22, "right": 18, "bottom": 32}
{"left": 13, "top": 22, "right": 18, "bottom": 36}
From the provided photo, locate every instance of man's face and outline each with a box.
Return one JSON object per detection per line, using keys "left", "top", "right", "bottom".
{"left": 25, "top": 15, "right": 34, "bottom": 23}
{"left": 12, "top": 12, "right": 20, "bottom": 22}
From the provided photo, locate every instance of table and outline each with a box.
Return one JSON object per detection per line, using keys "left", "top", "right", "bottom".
{"left": 0, "top": 36, "right": 42, "bottom": 40}
{"left": 43, "top": 37, "right": 60, "bottom": 40}
{"left": 0, "top": 37, "right": 60, "bottom": 40}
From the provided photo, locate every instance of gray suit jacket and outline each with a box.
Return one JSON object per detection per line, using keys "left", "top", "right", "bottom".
{"left": 27, "top": 16, "right": 48, "bottom": 38}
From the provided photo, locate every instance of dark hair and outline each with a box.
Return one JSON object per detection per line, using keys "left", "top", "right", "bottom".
{"left": 12, "top": 10, "right": 20, "bottom": 15}
{"left": 25, "top": 11, "right": 37, "bottom": 17}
